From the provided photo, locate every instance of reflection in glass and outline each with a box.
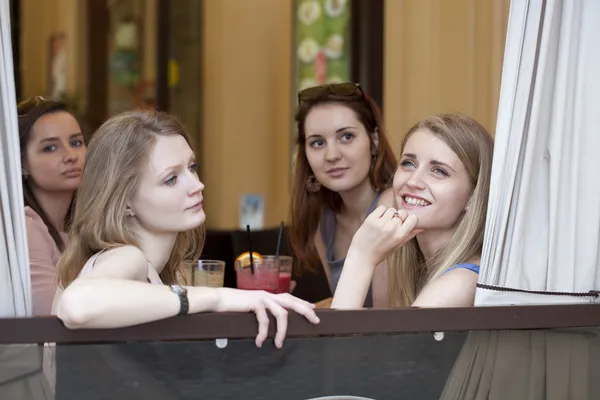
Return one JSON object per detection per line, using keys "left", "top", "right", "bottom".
{"left": 5, "top": 328, "right": 600, "bottom": 399}
{"left": 0, "top": 345, "right": 52, "bottom": 399}
{"left": 441, "top": 329, "right": 600, "bottom": 400}
{"left": 52, "top": 333, "right": 464, "bottom": 399}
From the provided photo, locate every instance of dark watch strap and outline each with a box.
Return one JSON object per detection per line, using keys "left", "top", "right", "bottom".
{"left": 170, "top": 285, "right": 189, "bottom": 316}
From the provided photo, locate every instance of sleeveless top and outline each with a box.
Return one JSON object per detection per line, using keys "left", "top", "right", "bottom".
{"left": 43, "top": 250, "right": 163, "bottom": 395}
{"left": 319, "top": 192, "right": 383, "bottom": 307}
{"left": 79, "top": 250, "right": 163, "bottom": 284}
{"left": 443, "top": 263, "right": 480, "bottom": 275}
{"left": 25, "top": 206, "right": 69, "bottom": 316}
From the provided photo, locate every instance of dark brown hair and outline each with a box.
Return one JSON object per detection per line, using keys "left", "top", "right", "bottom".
{"left": 290, "top": 89, "right": 397, "bottom": 275}
{"left": 18, "top": 96, "right": 81, "bottom": 251}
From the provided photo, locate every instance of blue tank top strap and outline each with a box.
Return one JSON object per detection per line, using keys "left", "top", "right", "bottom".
{"left": 443, "top": 263, "right": 480, "bottom": 275}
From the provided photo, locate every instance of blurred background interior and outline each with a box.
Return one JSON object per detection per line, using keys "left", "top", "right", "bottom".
{"left": 8, "top": 0, "right": 510, "bottom": 298}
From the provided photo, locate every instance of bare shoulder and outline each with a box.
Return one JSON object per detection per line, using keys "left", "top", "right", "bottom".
{"left": 412, "top": 268, "right": 478, "bottom": 308}
{"left": 377, "top": 188, "right": 396, "bottom": 208}
{"left": 86, "top": 245, "right": 148, "bottom": 281}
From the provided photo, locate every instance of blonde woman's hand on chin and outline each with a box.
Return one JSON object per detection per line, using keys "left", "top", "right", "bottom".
{"left": 332, "top": 205, "right": 422, "bottom": 309}
{"left": 213, "top": 288, "right": 320, "bottom": 349}
{"left": 347, "top": 205, "right": 422, "bottom": 266}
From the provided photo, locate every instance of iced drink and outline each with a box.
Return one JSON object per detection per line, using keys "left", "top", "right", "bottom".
{"left": 235, "top": 256, "right": 280, "bottom": 293}
{"left": 272, "top": 256, "right": 293, "bottom": 294}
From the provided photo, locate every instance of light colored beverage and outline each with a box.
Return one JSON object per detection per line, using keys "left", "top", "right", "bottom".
{"left": 194, "top": 268, "right": 225, "bottom": 288}
{"left": 182, "top": 260, "right": 225, "bottom": 288}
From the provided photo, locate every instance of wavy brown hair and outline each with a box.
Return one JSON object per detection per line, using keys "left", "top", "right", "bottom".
{"left": 58, "top": 109, "right": 205, "bottom": 288}
{"left": 388, "top": 113, "right": 494, "bottom": 307}
{"left": 18, "top": 96, "right": 82, "bottom": 251}
{"left": 290, "top": 86, "right": 397, "bottom": 275}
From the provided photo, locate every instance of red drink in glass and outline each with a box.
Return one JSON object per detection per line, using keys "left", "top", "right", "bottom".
{"left": 276, "top": 272, "right": 292, "bottom": 294}
{"left": 235, "top": 256, "right": 280, "bottom": 293}
{"left": 236, "top": 264, "right": 279, "bottom": 293}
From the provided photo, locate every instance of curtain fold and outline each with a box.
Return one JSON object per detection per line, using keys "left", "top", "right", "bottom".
{"left": 477, "top": 0, "right": 600, "bottom": 305}
{"left": 0, "top": 0, "right": 31, "bottom": 317}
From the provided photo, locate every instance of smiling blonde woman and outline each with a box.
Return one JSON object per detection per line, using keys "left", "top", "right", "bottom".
{"left": 333, "top": 113, "right": 494, "bottom": 309}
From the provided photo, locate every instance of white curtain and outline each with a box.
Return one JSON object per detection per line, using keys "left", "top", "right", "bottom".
{"left": 477, "top": 0, "right": 600, "bottom": 305}
{"left": 0, "top": 0, "right": 31, "bottom": 317}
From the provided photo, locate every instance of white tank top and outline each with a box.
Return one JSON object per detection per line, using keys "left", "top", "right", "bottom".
{"left": 79, "top": 250, "right": 163, "bottom": 284}
{"left": 44, "top": 250, "right": 163, "bottom": 395}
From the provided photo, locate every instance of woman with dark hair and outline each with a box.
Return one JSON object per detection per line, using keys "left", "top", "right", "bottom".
{"left": 18, "top": 96, "right": 86, "bottom": 315}
{"left": 289, "top": 83, "right": 397, "bottom": 306}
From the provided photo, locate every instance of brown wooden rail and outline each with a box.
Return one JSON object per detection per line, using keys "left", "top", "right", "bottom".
{"left": 1, "top": 304, "right": 599, "bottom": 344}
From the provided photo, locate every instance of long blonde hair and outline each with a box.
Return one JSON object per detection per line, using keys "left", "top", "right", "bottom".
{"left": 388, "top": 113, "right": 494, "bottom": 307}
{"left": 57, "top": 109, "right": 204, "bottom": 288}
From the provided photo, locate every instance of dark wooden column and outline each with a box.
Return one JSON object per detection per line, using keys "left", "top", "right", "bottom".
{"left": 350, "top": 0, "right": 384, "bottom": 110}
{"left": 85, "top": 0, "right": 109, "bottom": 132}
{"left": 155, "top": 0, "right": 170, "bottom": 112}
{"left": 10, "top": 0, "right": 21, "bottom": 100}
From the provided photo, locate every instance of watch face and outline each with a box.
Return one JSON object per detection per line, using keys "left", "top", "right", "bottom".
{"left": 172, "top": 285, "right": 185, "bottom": 295}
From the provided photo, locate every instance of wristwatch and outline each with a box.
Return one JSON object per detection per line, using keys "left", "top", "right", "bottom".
{"left": 170, "top": 284, "right": 189, "bottom": 316}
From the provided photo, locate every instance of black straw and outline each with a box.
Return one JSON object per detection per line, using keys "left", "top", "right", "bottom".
{"left": 246, "top": 225, "right": 254, "bottom": 274}
{"left": 275, "top": 221, "right": 284, "bottom": 258}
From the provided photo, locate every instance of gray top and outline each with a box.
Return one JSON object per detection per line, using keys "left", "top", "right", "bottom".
{"left": 319, "top": 192, "right": 383, "bottom": 307}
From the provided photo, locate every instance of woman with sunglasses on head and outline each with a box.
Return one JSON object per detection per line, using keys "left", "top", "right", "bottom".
{"left": 332, "top": 113, "right": 494, "bottom": 309}
{"left": 290, "top": 83, "right": 397, "bottom": 307}
{"left": 18, "top": 96, "right": 87, "bottom": 315}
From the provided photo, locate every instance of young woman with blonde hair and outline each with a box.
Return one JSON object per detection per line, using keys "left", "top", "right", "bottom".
{"left": 332, "top": 113, "right": 494, "bottom": 308}
{"left": 53, "top": 109, "right": 319, "bottom": 348}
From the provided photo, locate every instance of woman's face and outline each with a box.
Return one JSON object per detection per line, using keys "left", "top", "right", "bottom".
{"left": 128, "top": 134, "right": 205, "bottom": 234}
{"left": 24, "top": 111, "right": 86, "bottom": 193}
{"left": 392, "top": 129, "right": 473, "bottom": 232}
{"left": 304, "top": 102, "right": 373, "bottom": 193}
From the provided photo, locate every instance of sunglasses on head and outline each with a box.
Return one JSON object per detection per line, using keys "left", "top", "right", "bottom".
{"left": 298, "top": 82, "right": 367, "bottom": 105}
{"left": 17, "top": 96, "right": 56, "bottom": 117}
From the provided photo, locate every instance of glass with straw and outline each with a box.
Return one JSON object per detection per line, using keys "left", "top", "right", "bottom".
{"left": 235, "top": 225, "right": 280, "bottom": 293}
{"left": 273, "top": 222, "right": 293, "bottom": 293}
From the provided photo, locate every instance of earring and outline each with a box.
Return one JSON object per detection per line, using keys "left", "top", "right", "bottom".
{"left": 125, "top": 209, "right": 134, "bottom": 217}
{"left": 371, "top": 127, "right": 380, "bottom": 157}
{"left": 306, "top": 175, "right": 321, "bottom": 193}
